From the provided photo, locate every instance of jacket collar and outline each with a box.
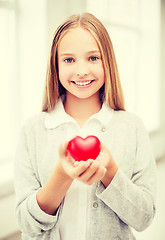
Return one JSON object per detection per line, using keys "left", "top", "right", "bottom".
{"left": 44, "top": 99, "right": 114, "bottom": 129}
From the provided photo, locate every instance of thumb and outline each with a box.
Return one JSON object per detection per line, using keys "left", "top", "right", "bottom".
{"left": 101, "top": 142, "right": 109, "bottom": 152}
{"left": 58, "top": 142, "right": 68, "bottom": 157}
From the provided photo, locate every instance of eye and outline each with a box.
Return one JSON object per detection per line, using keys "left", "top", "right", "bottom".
{"left": 89, "top": 56, "right": 99, "bottom": 62}
{"left": 64, "top": 58, "right": 74, "bottom": 63}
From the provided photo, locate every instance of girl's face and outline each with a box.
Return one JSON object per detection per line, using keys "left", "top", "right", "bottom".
{"left": 58, "top": 27, "right": 105, "bottom": 101}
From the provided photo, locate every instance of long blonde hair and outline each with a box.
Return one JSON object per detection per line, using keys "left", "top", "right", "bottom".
{"left": 42, "top": 13, "right": 125, "bottom": 112}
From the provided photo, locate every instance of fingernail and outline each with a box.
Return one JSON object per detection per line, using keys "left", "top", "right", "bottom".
{"left": 101, "top": 167, "right": 106, "bottom": 173}
{"left": 104, "top": 168, "right": 107, "bottom": 174}
{"left": 85, "top": 162, "right": 90, "bottom": 167}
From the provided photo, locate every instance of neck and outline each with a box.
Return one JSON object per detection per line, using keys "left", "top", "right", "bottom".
{"left": 64, "top": 93, "right": 102, "bottom": 127}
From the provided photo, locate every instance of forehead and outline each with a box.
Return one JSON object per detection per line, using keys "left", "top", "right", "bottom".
{"left": 58, "top": 27, "right": 100, "bottom": 53}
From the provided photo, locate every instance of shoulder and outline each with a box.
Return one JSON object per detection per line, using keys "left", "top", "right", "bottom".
{"left": 111, "top": 111, "right": 152, "bottom": 152}
{"left": 21, "top": 111, "right": 47, "bottom": 135}
{"left": 113, "top": 110, "right": 147, "bottom": 132}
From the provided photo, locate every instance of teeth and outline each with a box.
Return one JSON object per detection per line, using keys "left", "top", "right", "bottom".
{"left": 74, "top": 81, "right": 92, "bottom": 86}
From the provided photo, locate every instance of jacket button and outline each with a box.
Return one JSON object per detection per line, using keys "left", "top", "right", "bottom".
{"left": 101, "top": 127, "right": 106, "bottom": 132}
{"left": 93, "top": 202, "right": 98, "bottom": 208}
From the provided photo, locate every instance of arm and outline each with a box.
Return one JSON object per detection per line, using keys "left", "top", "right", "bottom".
{"left": 14, "top": 125, "right": 64, "bottom": 237}
{"left": 95, "top": 119, "right": 157, "bottom": 232}
{"left": 36, "top": 165, "right": 73, "bottom": 215}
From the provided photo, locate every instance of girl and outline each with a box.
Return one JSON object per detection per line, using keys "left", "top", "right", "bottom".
{"left": 14, "top": 13, "right": 157, "bottom": 240}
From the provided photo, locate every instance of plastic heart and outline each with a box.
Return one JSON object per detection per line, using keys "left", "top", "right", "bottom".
{"left": 67, "top": 135, "right": 101, "bottom": 161}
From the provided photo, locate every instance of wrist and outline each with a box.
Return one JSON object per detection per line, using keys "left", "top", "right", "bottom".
{"left": 55, "top": 163, "right": 73, "bottom": 182}
{"left": 101, "top": 162, "right": 118, "bottom": 188}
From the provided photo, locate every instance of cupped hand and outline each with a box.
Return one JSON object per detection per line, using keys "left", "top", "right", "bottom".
{"left": 58, "top": 143, "right": 107, "bottom": 185}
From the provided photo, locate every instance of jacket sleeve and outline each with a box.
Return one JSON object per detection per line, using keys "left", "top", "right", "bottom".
{"left": 14, "top": 122, "right": 61, "bottom": 237}
{"left": 96, "top": 118, "right": 157, "bottom": 232}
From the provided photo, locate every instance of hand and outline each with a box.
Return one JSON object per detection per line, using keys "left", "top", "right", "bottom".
{"left": 95, "top": 143, "right": 118, "bottom": 187}
{"left": 95, "top": 143, "right": 113, "bottom": 170}
{"left": 73, "top": 160, "right": 107, "bottom": 185}
{"left": 57, "top": 143, "right": 107, "bottom": 185}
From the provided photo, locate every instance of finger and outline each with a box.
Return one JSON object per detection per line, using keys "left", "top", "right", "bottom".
{"left": 74, "top": 161, "right": 80, "bottom": 167}
{"left": 77, "top": 161, "right": 99, "bottom": 180}
{"left": 100, "top": 142, "right": 108, "bottom": 151}
{"left": 87, "top": 167, "right": 107, "bottom": 185}
{"left": 72, "top": 159, "right": 94, "bottom": 177}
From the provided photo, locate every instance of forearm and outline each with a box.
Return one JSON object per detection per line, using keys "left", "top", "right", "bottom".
{"left": 36, "top": 165, "right": 73, "bottom": 215}
{"left": 97, "top": 168, "right": 156, "bottom": 231}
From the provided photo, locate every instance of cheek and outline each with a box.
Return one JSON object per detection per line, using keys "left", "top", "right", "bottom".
{"left": 58, "top": 65, "right": 71, "bottom": 84}
{"left": 94, "top": 65, "right": 105, "bottom": 82}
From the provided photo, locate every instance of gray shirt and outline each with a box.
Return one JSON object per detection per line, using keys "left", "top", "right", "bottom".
{"left": 14, "top": 101, "right": 157, "bottom": 240}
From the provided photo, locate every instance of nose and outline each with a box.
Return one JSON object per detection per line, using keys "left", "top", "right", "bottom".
{"left": 76, "top": 60, "right": 89, "bottom": 78}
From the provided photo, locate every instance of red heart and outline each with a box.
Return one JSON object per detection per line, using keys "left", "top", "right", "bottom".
{"left": 67, "top": 135, "right": 101, "bottom": 161}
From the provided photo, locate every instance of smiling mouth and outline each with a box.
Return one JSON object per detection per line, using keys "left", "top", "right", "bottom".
{"left": 71, "top": 80, "right": 94, "bottom": 86}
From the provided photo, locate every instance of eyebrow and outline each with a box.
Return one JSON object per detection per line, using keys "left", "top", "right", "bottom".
{"left": 88, "top": 50, "right": 100, "bottom": 54}
{"left": 59, "top": 50, "right": 101, "bottom": 57}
